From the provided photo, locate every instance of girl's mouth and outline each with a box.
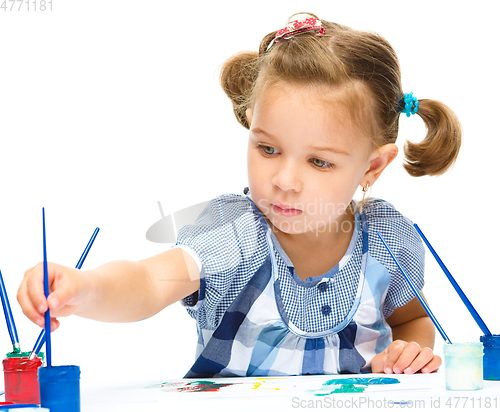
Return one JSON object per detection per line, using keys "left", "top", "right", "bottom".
{"left": 272, "top": 204, "right": 303, "bottom": 217}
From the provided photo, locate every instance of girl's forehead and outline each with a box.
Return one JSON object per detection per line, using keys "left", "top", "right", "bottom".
{"left": 253, "top": 81, "right": 377, "bottom": 143}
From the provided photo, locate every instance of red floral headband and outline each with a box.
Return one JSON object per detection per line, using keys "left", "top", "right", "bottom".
{"left": 274, "top": 15, "right": 325, "bottom": 43}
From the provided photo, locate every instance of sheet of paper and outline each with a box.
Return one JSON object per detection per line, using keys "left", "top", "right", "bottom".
{"left": 79, "top": 372, "right": 500, "bottom": 412}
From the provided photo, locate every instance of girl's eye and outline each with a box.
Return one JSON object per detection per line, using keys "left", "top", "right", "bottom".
{"left": 311, "top": 158, "right": 334, "bottom": 169}
{"left": 258, "top": 145, "right": 278, "bottom": 155}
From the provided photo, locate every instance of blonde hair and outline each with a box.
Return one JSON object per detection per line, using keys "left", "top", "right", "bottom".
{"left": 220, "top": 13, "right": 461, "bottom": 177}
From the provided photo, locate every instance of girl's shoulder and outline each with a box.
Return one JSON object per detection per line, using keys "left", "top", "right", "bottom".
{"left": 362, "top": 197, "right": 421, "bottom": 251}
{"left": 362, "top": 197, "right": 408, "bottom": 222}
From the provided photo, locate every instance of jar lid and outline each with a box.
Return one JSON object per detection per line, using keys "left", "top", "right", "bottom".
{"left": 480, "top": 334, "right": 500, "bottom": 347}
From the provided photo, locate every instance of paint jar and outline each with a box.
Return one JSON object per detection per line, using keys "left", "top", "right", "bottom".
{"left": 480, "top": 334, "right": 500, "bottom": 380}
{"left": 2, "top": 356, "right": 42, "bottom": 404}
{"left": 444, "top": 342, "right": 483, "bottom": 390}
{"left": 38, "top": 365, "right": 81, "bottom": 412}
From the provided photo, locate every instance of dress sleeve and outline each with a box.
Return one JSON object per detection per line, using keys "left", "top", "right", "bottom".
{"left": 171, "top": 194, "right": 266, "bottom": 329}
{"left": 365, "top": 199, "right": 425, "bottom": 318}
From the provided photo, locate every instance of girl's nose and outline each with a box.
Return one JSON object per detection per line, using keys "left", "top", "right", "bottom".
{"left": 271, "top": 161, "right": 303, "bottom": 192}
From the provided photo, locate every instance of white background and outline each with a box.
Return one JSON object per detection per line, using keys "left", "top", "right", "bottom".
{"left": 0, "top": 0, "right": 499, "bottom": 385}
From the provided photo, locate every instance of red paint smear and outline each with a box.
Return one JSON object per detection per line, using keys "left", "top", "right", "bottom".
{"left": 177, "top": 383, "right": 234, "bottom": 392}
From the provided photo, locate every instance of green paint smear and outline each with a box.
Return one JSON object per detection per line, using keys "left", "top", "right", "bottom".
{"left": 187, "top": 380, "right": 215, "bottom": 386}
{"left": 6, "top": 351, "right": 31, "bottom": 358}
{"left": 324, "top": 377, "right": 400, "bottom": 386}
{"left": 307, "top": 377, "right": 400, "bottom": 396}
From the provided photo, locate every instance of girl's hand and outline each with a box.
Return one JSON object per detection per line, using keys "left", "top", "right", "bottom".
{"left": 371, "top": 340, "right": 442, "bottom": 374}
{"left": 17, "top": 262, "right": 93, "bottom": 331}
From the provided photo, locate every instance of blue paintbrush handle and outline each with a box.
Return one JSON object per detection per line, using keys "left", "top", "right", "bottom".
{"left": 75, "top": 228, "right": 100, "bottom": 270}
{"left": 42, "top": 208, "right": 52, "bottom": 367}
{"left": 414, "top": 224, "right": 491, "bottom": 336}
{"left": 377, "top": 232, "right": 452, "bottom": 344}
{"left": 0, "top": 269, "right": 20, "bottom": 349}
{"left": 30, "top": 227, "right": 100, "bottom": 358}
{"left": 31, "top": 329, "right": 45, "bottom": 358}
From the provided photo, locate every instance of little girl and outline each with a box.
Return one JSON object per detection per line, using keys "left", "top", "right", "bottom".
{"left": 18, "top": 13, "right": 461, "bottom": 377}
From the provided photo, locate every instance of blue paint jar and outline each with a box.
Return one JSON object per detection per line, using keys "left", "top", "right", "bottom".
{"left": 480, "top": 334, "right": 500, "bottom": 380}
{"left": 38, "top": 365, "right": 80, "bottom": 412}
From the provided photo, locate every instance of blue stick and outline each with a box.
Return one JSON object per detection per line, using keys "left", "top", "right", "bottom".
{"left": 29, "top": 328, "right": 45, "bottom": 360}
{"left": 0, "top": 268, "right": 21, "bottom": 352}
{"left": 75, "top": 227, "right": 100, "bottom": 269}
{"left": 377, "top": 232, "right": 452, "bottom": 344}
{"left": 414, "top": 224, "right": 492, "bottom": 337}
{"left": 42, "top": 208, "right": 52, "bottom": 367}
{"left": 29, "top": 227, "right": 100, "bottom": 359}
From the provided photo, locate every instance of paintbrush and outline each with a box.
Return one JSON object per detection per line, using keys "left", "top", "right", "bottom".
{"left": 414, "top": 223, "right": 491, "bottom": 336}
{"left": 42, "top": 208, "right": 52, "bottom": 367}
{"left": 0, "top": 268, "right": 21, "bottom": 354}
{"left": 28, "top": 227, "right": 100, "bottom": 360}
{"left": 377, "top": 232, "right": 452, "bottom": 344}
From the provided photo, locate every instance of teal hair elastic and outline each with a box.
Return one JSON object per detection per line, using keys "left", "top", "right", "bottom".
{"left": 400, "top": 92, "right": 419, "bottom": 117}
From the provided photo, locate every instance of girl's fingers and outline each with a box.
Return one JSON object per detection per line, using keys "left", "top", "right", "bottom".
{"left": 48, "top": 280, "right": 75, "bottom": 311}
{"left": 24, "top": 263, "right": 48, "bottom": 315}
{"left": 383, "top": 340, "right": 407, "bottom": 374}
{"left": 401, "top": 346, "right": 434, "bottom": 374}
{"left": 393, "top": 341, "right": 422, "bottom": 374}
{"left": 377, "top": 340, "right": 441, "bottom": 374}
{"left": 421, "top": 354, "right": 442, "bottom": 373}
{"left": 47, "top": 267, "right": 86, "bottom": 315}
{"left": 18, "top": 262, "right": 78, "bottom": 326}
{"left": 17, "top": 276, "right": 45, "bottom": 327}
{"left": 50, "top": 317, "right": 60, "bottom": 332}
{"left": 370, "top": 348, "right": 388, "bottom": 373}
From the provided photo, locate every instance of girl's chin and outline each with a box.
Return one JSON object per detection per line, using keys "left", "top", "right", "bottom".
{"left": 267, "top": 218, "right": 306, "bottom": 235}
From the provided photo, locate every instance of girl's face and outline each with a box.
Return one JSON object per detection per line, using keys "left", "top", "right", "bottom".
{"left": 246, "top": 83, "right": 387, "bottom": 239}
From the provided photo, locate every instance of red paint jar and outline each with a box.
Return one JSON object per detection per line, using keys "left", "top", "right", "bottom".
{"left": 3, "top": 357, "right": 42, "bottom": 404}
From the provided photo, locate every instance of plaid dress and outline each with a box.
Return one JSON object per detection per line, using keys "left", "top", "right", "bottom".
{"left": 173, "top": 191, "right": 424, "bottom": 378}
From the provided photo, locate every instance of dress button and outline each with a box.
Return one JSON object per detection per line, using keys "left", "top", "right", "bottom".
{"left": 321, "top": 305, "right": 331, "bottom": 316}
{"left": 318, "top": 282, "right": 328, "bottom": 292}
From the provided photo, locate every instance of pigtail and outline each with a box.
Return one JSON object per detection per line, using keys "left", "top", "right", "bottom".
{"left": 403, "top": 99, "right": 462, "bottom": 177}
{"left": 219, "top": 51, "right": 259, "bottom": 129}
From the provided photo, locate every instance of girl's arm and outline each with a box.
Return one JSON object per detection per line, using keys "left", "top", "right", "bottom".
{"left": 388, "top": 295, "right": 436, "bottom": 348}
{"left": 371, "top": 293, "right": 442, "bottom": 374}
{"left": 17, "top": 248, "right": 200, "bottom": 329}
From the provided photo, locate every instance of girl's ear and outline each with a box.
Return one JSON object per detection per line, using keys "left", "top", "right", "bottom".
{"left": 362, "top": 144, "right": 398, "bottom": 187}
{"left": 246, "top": 108, "right": 253, "bottom": 127}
